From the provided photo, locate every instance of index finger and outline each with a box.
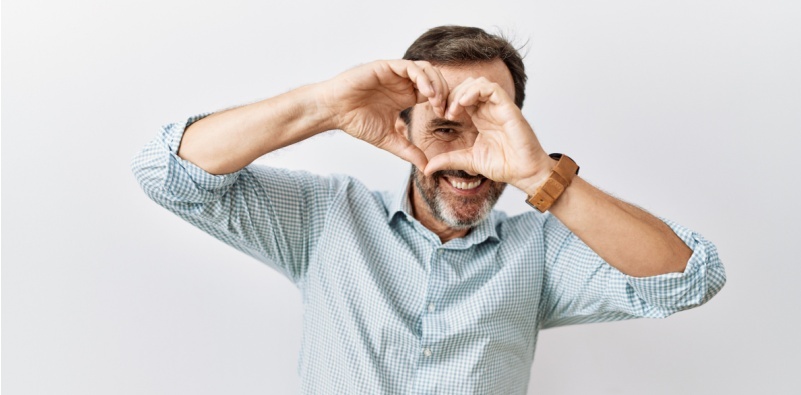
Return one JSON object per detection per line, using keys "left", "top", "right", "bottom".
{"left": 386, "top": 60, "right": 435, "bottom": 100}
{"left": 413, "top": 61, "right": 449, "bottom": 117}
{"left": 424, "top": 148, "right": 476, "bottom": 176}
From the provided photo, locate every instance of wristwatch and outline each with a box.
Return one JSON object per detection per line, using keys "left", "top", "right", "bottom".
{"left": 525, "top": 153, "right": 580, "bottom": 213}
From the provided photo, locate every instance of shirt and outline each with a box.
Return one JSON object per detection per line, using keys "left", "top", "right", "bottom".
{"left": 131, "top": 115, "right": 726, "bottom": 394}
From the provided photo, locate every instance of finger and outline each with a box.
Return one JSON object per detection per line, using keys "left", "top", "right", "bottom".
{"left": 413, "top": 62, "right": 443, "bottom": 115}
{"left": 458, "top": 82, "right": 501, "bottom": 109}
{"left": 424, "top": 148, "right": 476, "bottom": 176}
{"left": 381, "top": 132, "right": 429, "bottom": 171}
{"left": 387, "top": 60, "right": 434, "bottom": 100}
{"left": 432, "top": 65, "right": 450, "bottom": 116}
{"left": 445, "top": 78, "right": 476, "bottom": 120}
{"left": 414, "top": 61, "right": 448, "bottom": 117}
{"left": 458, "top": 83, "right": 494, "bottom": 107}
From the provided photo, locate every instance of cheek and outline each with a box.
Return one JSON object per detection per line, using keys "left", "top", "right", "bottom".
{"left": 458, "top": 131, "right": 479, "bottom": 147}
{"left": 421, "top": 140, "right": 454, "bottom": 160}
{"left": 429, "top": 136, "right": 475, "bottom": 160}
{"left": 409, "top": 132, "right": 447, "bottom": 157}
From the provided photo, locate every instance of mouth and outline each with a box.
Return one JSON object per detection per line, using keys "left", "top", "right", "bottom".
{"left": 440, "top": 175, "right": 487, "bottom": 194}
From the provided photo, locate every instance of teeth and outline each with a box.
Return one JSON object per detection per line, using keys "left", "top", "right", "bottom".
{"left": 450, "top": 179, "right": 482, "bottom": 190}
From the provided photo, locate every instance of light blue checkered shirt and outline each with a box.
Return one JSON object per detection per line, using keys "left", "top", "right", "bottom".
{"left": 132, "top": 115, "right": 726, "bottom": 394}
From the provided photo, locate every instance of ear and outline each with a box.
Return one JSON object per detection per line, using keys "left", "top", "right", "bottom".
{"left": 395, "top": 115, "right": 409, "bottom": 139}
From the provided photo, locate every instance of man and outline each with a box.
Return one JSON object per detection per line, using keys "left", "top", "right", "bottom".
{"left": 132, "top": 26, "right": 725, "bottom": 394}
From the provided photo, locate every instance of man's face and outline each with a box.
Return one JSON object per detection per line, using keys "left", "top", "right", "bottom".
{"left": 404, "top": 60, "right": 516, "bottom": 229}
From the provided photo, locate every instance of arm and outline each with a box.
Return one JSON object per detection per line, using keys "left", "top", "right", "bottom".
{"left": 539, "top": 176, "right": 692, "bottom": 277}
{"left": 131, "top": 116, "right": 342, "bottom": 283}
{"left": 177, "top": 85, "right": 338, "bottom": 175}
{"left": 132, "top": 60, "right": 450, "bottom": 281}
{"left": 424, "top": 77, "right": 725, "bottom": 324}
{"left": 425, "top": 77, "right": 700, "bottom": 278}
{"left": 537, "top": 213, "right": 725, "bottom": 328}
{"left": 178, "top": 60, "right": 450, "bottom": 175}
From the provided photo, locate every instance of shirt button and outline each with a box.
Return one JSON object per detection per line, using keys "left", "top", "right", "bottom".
{"left": 423, "top": 347, "right": 432, "bottom": 357}
{"left": 437, "top": 250, "right": 444, "bottom": 256}
{"left": 427, "top": 303, "right": 435, "bottom": 313}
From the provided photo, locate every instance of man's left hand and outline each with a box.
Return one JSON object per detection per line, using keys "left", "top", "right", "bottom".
{"left": 423, "top": 77, "right": 555, "bottom": 195}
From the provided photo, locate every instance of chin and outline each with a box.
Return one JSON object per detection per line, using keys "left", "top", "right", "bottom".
{"left": 436, "top": 196, "right": 495, "bottom": 229}
{"left": 412, "top": 167, "right": 506, "bottom": 230}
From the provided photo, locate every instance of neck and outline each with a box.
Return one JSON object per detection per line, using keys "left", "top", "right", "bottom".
{"left": 409, "top": 182, "right": 470, "bottom": 243}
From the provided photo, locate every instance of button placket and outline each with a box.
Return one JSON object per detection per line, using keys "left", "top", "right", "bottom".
{"left": 420, "top": 246, "right": 446, "bottom": 360}
{"left": 427, "top": 249, "right": 443, "bottom": 316}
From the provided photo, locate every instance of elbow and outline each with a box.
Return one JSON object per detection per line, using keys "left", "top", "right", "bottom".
{"left": 130, "top": 143, "right": 170, "bottom": 204}
{"left": 667, "top": 242, "right": 695, "bottom": 275}
{"left": 702, "top": 258, "right": 726, "bottom": 304}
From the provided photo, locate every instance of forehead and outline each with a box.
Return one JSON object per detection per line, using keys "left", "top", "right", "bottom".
{"left": 436, "top": 59, "right": 515, "bottom": 100}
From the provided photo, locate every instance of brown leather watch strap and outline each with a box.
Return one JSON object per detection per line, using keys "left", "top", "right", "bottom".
{"left": 526, "top": 154, "right": 579, "bottom": 213}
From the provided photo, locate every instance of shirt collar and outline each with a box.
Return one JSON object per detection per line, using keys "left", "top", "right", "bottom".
{"left": 387, "top": 169, "right": 500, "bottom": 246}
{"left": 387, "top": 171, "right": 415, "bottom": 224}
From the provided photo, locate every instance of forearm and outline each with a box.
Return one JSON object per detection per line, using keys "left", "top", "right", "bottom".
{"left": 177, "top": 83, "right": 336, "bottom": 175}
{"left": 544, "top": 177, "right": 693, "bottom": 277}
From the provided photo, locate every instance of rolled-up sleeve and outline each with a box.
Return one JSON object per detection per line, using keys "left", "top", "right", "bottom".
{"left": 624, "top": 219, "right": 725, "bottom": 311}
{"left": 132, "top": 114, "right": 242, "bottom": 204}
{"left": 131, "top": 115, "right": 341, "bottom": 285}
{"left": 538, "top": 214, "right": 726, "bottom": 329}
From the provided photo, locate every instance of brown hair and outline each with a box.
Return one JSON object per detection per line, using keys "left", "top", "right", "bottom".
{"left": 400, "top": 25, "right": 527, "bottom": 124}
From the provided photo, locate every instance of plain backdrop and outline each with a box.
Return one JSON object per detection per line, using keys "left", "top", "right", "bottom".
{"left": 3, "top": 0, "right": 800, "bottom": 394}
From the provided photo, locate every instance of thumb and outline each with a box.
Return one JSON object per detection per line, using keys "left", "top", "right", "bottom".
{"left": 424, "top": 149, "right": 475, "bottom": 176}
{"left": 380, "top": 133, "right": 429, "bottom": 172}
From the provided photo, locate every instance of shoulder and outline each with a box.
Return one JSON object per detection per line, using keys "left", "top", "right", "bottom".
{"left": 244, "top": 165, "right": 365, "bottom": 191}
{"left": 494, "top": 209, "right": 549, "bottom": 239}
{"left": 239, "top": 165, "right": 383, "bottom": 209}
{"left": 496, "top": 209, "right": 547, "bottom": 227}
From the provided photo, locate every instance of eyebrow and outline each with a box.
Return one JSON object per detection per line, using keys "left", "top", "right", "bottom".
{"left": 426, "top": 118, "right": 463, "bottom": 130}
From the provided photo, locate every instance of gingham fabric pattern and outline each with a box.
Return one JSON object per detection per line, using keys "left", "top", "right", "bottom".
{"left": 131, "top": 115, "right": 726, "bottom": 394}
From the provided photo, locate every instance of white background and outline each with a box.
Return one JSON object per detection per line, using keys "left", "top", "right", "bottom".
{"left": 3, "top": 0, "right": 800, "bottom": 393}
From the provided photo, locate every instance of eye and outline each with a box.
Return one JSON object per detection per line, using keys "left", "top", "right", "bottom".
{"left": 429, "top": 126, "right": 460, "bottom": 141}
{"left": 432, "top": 128, "right": 458, "bottom": 141}
{"left": 434, "top": 128, "right": 455, "bottom": 135}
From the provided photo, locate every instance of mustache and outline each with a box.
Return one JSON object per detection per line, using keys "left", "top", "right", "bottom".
{"left": 432, "top": 170, "right": 485, "bottom": 179}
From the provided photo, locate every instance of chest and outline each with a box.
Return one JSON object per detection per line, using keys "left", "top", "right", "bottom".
{"left": 304, "top": 214, "right": 545, "bottom": 340}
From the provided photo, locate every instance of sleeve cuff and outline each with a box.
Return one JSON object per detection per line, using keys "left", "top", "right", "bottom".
{"left": 624, "top": 219, "right": 725, "bottom": 312}
{"left": 162, "top": 114, "right": 242, "bottom": 201}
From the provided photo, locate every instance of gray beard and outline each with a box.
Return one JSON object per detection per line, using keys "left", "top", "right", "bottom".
{"left": 411, "top": 167, "right": 505, "bottom": 230}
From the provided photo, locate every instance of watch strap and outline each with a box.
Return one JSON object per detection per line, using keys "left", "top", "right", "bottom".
{"left": 526, "top": 154, "right": 579, "bottom": 212}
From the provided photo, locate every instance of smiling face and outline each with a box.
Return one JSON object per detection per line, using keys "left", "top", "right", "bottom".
{"left": 401, "top": 60, "right": 515, "bottom": 232}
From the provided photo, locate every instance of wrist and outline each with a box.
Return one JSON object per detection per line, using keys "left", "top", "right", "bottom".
{"left": 516, "top": 155, "right": 558, "bottom": 196}
{"left": 301, "top": 82, "right": 342, "bottom": 132}
{"left": 524, "top": 154, "right": 580, "bottom": 213}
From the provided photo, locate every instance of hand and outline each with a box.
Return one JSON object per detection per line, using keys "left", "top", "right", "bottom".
{"left": 321, "top": 60, "right": 449, "bottom": 171}
{"left": 424, "top": 77, "right": 554, "bottom": 193}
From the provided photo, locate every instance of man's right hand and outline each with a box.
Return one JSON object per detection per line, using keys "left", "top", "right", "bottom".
{"left": 319, "top": 60, "right": 449, "bottom": 171}
{"left": 178, "top": 60, "right": 447, "bottom": 175}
